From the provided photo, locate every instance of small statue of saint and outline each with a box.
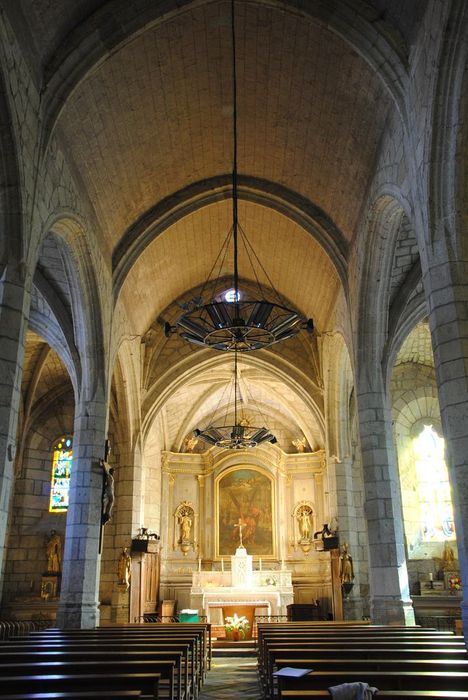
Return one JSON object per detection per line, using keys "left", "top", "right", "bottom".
{"left": 117, "top": 547, "right": 131, "bottom": 589}
{"left": 442, "top": 541, "right": 456, "bottom": 569}
{"left": 339, "top": 543, "right": 354, "bottom": 584}
{"left": 298, "top": 508, "right": 312, "bottom": 539}
{"left": 46, "top": 529, "right": 62, "bottom": 575}
{"left": 179, "top": 512, "right": 192, "bottom": 541}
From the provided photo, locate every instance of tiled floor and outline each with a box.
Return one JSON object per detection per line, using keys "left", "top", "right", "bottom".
{"left": 199, "top": 656, "right": 262, "bottom": 700}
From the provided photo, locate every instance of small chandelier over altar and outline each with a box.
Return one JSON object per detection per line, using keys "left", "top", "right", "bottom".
{"left": 192, "top": 349, "right": 276, "bottom": 449}
{"left": 164, "top": 0, "right": 313, "bottom": 353}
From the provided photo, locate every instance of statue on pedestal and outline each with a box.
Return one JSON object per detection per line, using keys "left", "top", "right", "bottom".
{"left": 117, "top": 547, "right": 131, "bottom": 590}
{"left": 45, "top": 530, "right": 62, "bottom": 574}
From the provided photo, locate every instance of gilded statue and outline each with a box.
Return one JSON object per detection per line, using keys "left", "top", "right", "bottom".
{"left": 117, "top": 547, "right": 131, "bottom": 589}
{"left": 179, "top": 512, "right": 192, "bottom": 541}
{"left": 339, "top": 543, "right": 354, "bottom": 584}
{"left": 292, "top": 437, "right": 306, "bottom": 453}
{"left": 46, "top": 529, "right": 62, "bottom": 574}
{"left": 442, "top": 541, "right": 456, "bottom": 569}
{"left": 298, "top": 508, "right": 312, "bottom": 539}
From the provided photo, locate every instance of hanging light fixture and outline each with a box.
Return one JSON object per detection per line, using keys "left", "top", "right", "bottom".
{"left": 193, "top": 349, "right": 277, "bottom": 449}
{"left": 165, "top": 0, "right": 313, "bottom": 353}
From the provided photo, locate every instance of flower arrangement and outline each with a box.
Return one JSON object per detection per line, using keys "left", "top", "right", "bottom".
{"left": 224, "top": 613, "right": 250, "bottom": 640}
{"left": 448, "top": 575, "right": 462, "bottom": 591}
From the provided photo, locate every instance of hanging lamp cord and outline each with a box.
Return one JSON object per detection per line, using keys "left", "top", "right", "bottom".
{"left": 231, "top": 0, "right": 239, "bottom": 299}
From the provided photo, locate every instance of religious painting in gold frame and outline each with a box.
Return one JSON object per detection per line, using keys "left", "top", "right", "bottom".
{"left": 215, "top": 466, "right": 276, "bottom": 558}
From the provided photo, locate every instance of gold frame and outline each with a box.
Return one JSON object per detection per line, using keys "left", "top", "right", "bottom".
{"left": 214, "top": 465, "right": 277, "bottom": 559}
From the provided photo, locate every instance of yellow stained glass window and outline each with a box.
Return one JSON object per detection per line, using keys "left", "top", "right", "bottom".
{"left": 49, "top": 436, "right": 73, "bottom": 513}
{"left": 413, "top": 425, "right": 455, "bottom": 542}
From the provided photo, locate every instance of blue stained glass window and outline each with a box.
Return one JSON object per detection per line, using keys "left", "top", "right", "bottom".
{"left": 49, "top": 437, "right": 73, "bottom": 513}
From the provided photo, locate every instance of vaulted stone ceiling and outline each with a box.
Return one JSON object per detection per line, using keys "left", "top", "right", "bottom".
{"left": 10, "top": 0, "right": 430, "bottom": 452}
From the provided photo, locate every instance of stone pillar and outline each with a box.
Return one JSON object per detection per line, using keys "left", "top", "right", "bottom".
{"left": 329, "top": 455, "right": 365, "bottom": 621}
{"left": 107, "top": 441, "right": 143, "bottom": 624}
{"left": 0, "top": 265, "right": 30, "bottom": 589}
{"left": 424, "top": 258, "right": 468, "bottom": 641}
{"left": 56, "top": 398, "right": 107, "bottom": 628}
{"left": 357, "top": 386, "right": 414, "bottom": 625}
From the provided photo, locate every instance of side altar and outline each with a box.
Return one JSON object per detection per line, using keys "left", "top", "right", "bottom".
{"left": 190, "top": 545, "right": 294, "bottom": 622}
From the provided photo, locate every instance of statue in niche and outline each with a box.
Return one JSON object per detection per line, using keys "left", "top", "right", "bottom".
{"left": 339, "top": 543, "right": 354, "bottom": 584}
{"left": 174, "top": 501, "right": 196, "bottom": 555}
{"left": 298, "top": 508, "right": 312, "bottom": 539}
{"left": 117, "top": 547, "right": 131, "bottom": 589}
{"left": 46, "top": 530, "right": 62, "bottom": 574}
{"left": 179, "top": 512, "right": 192, "bottom": 541}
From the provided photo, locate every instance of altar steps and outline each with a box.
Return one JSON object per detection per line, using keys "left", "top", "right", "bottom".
{"left": 213, "top": 638, "right": 256, "bottom": 657}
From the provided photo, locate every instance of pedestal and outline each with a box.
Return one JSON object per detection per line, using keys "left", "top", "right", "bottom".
{"left": 231, "top": 546, "right": 253, "bottom": 587}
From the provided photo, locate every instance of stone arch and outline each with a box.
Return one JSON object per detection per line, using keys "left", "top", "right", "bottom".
{"left": 357, "top": 193, "right": 417, "bottom": 387}
{"left": 37, "top": 214, "right": 108, "bottom": 403}
{"left": 113, "top": 175, "right": 348, "bottom": 301}
{"left": 324, "top": 332, "right": 355, "bottom": 461}
{"left": 427, "top": 1, "right": 468, "bottom": 258}
{"left": 141, "top": 350, "right": 326, "bottom": 450}
{"left": 41, "top": 0, "right": 409, "bottom": 152}
{"left": 0, "top": 59, "right": 23, "bottom": 271}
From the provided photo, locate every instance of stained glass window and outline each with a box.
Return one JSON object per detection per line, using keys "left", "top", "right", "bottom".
{"left": 413, "top": 425, "right": 455, "bottom": 542}
{"left": 49, "top": 436, "right": 73, "bottom": 513}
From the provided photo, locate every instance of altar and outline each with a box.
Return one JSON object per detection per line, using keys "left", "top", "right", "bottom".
{"left": 190, "top": 546, "right": 294, "bottom": 623}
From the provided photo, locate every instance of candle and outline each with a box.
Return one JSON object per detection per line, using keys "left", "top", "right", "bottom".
{"left": 429, "top": 572, "right": 433, "bottom": 581}
{"left": 221, "top": 558, "right": 224, "bottom": 572}
{"left": 281, "top": 558, "right": 285, "bottom": 570}
{"left": 198, "top": 557, "right": 201, "bottom": 572}
{"left": 259, "top": 557, "right": 262, "bottom": 572}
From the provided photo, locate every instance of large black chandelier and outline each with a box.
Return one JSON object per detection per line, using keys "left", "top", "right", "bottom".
{"left": 165, "top": 0, "right": 313, "bottom": 353}
{"left": 192, "top": 349, "right": 277, "bottom": 449}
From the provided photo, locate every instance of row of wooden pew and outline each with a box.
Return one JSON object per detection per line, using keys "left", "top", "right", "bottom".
{"left": 0, "top": 622, "right": 211, "bottom": 700}
{"left": 256, "top": 621, "right": 468, "bottom": 699}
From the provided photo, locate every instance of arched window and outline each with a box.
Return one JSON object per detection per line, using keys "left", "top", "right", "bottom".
{"left": 412, "top": 425, "right": 455, "bottom": 542}
{"left": 49, "top": 436, "right": 73, "bottom": 513}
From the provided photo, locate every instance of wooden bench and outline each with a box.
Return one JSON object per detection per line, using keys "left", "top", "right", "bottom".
{"left": 275, "top": 670, "right": 468, "bottom": 694}
{"left": 279, "top": 691, "right": 468, "bottom": 699}
{"left": 0, "top": 694, "right": 143, "bottom": 700}
{"left": 28, "top": 622, "right": 212, "bottom": 675}
{"left": 0, "top": 641, "right": 195, "bottom": 699}
{"left": 0, "top": 673, "right": 160, "bottom": 699}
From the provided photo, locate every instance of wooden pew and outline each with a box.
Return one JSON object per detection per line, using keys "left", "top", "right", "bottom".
{"left": 0, "top": 674, "right": 160, "bottom": 699}
{"left": 0, "top": 642, "right": 195, "bottom": 699}
{"left": 16, "top": 626, "right": 209, "bottom": 692}
{"left": 0, "top": 659, "right": 176, "bottom": 700}
{"left": 28, "top": 622, "right": 212, "bottom": 675}
{"left": 261, "top": 646, "right": 468, "bottom": 696}
{"left": 0, "top": 694, "right": 143, "bottom": 700}
{"left": 275, "top": 670, "right": 468, "bottom": 694}
{"left": 279, "top": 691, "right": 468, "bottom": 699}
{"left": 0, "top": 649, "right": 183, "bottom": 700}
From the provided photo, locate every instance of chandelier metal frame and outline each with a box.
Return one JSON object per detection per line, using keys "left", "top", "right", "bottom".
{"left": 166, "top": 0, "right": 313, "bottom": 353}
{"left": 192, "top": 348, "right": 277, "bottom": 449}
